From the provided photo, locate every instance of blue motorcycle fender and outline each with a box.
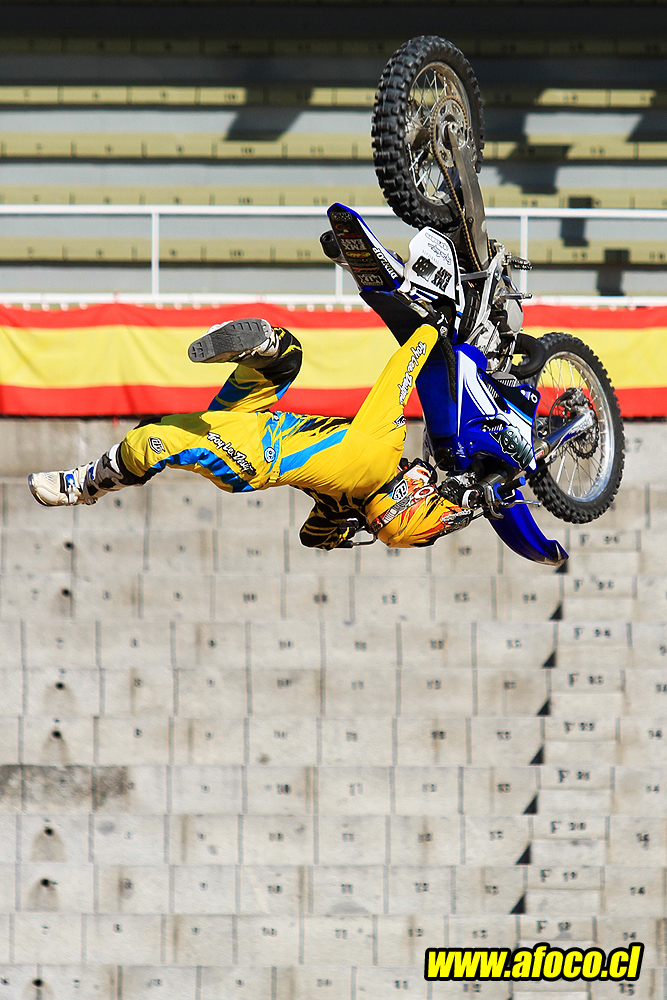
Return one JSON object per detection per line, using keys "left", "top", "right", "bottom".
{"left": 488, "top": 491, "right": 568, "bottom": 567}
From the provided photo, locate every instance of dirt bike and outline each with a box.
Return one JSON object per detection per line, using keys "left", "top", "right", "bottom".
{"left": 320, "top": 36, "right": 624, "bottom": 566}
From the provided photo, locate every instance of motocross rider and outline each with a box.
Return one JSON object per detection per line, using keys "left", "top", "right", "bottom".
{"left": 28, "top": 317, "right": 471, "bottom": 548}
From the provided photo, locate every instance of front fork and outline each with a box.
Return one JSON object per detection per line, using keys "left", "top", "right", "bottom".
{"left": 533, "top": 408, "right": 596, "bottom": 464}
{"left": 461, "top": 406, "right": 596, "bottom": 519}
{"left": 461, "top": 419, "right": 585, "bottom": 566}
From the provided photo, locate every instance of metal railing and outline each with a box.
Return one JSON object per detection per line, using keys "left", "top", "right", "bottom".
{"left": 0, "top": 203, "right": 665, "bottom": 307}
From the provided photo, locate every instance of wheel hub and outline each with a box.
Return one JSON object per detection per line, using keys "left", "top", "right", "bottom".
{"left": 404, "top": 62, "right": 474, "bottom": 206}
{"left": 548, "top": 388, "right": 599, "bottom": 460}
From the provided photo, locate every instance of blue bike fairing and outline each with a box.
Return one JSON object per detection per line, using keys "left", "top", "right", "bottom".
{"left": 415, "top": 349, "right": 458, "bottom": 443}
{"left": 455, "top": 341, "right": 488, "bottom": 371}
{"left": 360, "top": 289, "right": 458, "bottom": 445}
{"left": 488, "top": 491, "right": 568, "bottom": 567}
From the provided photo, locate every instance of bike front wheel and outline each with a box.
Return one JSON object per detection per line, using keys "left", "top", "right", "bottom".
{"left": 529, "top": 332, "right": 624, "bottom": 523}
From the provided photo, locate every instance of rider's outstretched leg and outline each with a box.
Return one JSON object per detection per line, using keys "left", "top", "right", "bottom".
{"left": 201, "top": 322, "right": 302, "bottom": 414}
{"left": 28, "top": 443, "right": 151, "bottom": 507}
{"left": 28, "top": 316, "right": 297, "bottom": 508}
{"left": 188, "top": 317, "right": 279, "bottom": 367}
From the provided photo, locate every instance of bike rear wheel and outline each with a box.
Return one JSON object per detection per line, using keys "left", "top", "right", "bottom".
{"left": 530, "top": 332, "right": 624, "bottom": 523}
{"left": 372, "top": 35, "right": 484, "bottom": 233}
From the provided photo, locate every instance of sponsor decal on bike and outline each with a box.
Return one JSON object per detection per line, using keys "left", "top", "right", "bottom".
{"left": 345, "top": 250, "right": 373, "bottom": 259}
{"left": 339, "top": 237, "right": 367, "bottom": 251}
{"left": 398, "top": 341, "right": 427, "bottom": 404}
{"left": 330, "top": 210, "right": 354, "bottom": 222}
{"left": 520, "top": 386, "right": 540, "bottom": 406}
{"left": 412, "top": 255, "right": 452, "bottom": 291}
{"left": 422, "top": 231, "right": 454, "bottom": 264}
{"left": 206, "top": 431, "right": 257, "bottom": 476}
{"left": 353, "top": 271, "right": 384, "bottom": 286}
{"left": 402, "top": 228, "right": 457, "bottom": 298}
{"left": 482, "top": 421, "right": 533, "bottom": 467}
{"left": 480, "top": 418, "right": 506, "bottom": 435}
{"left": 148, "top": 437, "right": 165, "bottom": 454}
{"left": 371, "top": 244, "right": 402, "bottom": 279}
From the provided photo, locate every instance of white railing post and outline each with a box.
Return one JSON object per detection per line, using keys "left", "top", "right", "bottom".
{"left": 0, "top": 204, "right": 663, "bottom": 306}
{"left": 151, "top": 211, "right": 160, "bottom": 297}
{"left": 519, "top": 212, "right": 529, "bottom": 294}
{"left": 334, "top": 263, "right": 343, "bottom": 301}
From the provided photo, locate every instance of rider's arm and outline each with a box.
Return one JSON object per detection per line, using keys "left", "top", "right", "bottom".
{"left": 299, "top": 492, "right": 366, "bottom": 549}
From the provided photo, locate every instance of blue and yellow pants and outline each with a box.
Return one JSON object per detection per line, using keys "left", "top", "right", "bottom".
{"left": 119, "top": 322, "right": 439, "bottom": 503}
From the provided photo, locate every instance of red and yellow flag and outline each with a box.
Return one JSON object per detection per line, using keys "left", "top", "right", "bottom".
{"left": 0, "top": 302, "right": 664, "bottom": 418}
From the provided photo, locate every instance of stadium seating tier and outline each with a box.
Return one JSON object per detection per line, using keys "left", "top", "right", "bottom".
{"left": 0, "top": 12, "right": 664, "bottom": 296}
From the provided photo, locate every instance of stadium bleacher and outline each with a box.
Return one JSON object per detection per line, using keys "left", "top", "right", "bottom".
{"left": 0, "top": 7, "right": 665, "bottom": 295}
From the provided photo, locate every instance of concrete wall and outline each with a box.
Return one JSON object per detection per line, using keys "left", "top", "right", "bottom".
{"left": 0, "top": 417, "right": 663, "bottom": 998}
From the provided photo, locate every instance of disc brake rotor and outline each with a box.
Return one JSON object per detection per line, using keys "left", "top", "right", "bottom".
{"left": 570, "top": 405, "right": 600, "bottom": 459}
{"left": 405, "top": 64, "right": 472, "bottom": 202}
{"left": 548, "top": 390, "right": 600, "bottom": 459}
{"left": 432, "top": 94, "right": 469, "bottom": 167}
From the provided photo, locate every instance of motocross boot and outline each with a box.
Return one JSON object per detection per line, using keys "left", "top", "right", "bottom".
{"left": 188, "top": 317, "right": 279, "bottom": 368}
{"left": 28, "top": 444, "right": 137, "bottom": 507}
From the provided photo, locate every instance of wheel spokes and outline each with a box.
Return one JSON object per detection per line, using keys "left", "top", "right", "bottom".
{"left": 404, "top": 61, "right": 473, "bottom": 207}
{"left": 537, "top": 351, "right": 613, "bottom": 502}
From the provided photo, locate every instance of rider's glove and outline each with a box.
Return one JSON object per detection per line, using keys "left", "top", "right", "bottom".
{"left": 335, "top": 517, "right": 363, "bottom": 548}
